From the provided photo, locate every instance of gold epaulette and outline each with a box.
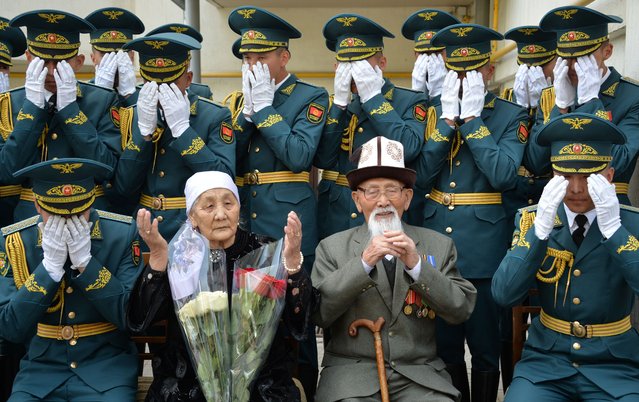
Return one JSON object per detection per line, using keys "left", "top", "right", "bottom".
{"left": 1, "top": 215, "right": 39, "bottom": 237}
{"left": 0, "top": 92, "right": 13, "bottom": 141}
{"left": 119, "top": 106, "right": 134, "bottom": 151}
{"left": 424, "top": 106, "right": 437, "bottom": 142}
{"left": 540, "top": 86, "right": 556, "bottom": 123}
{"left": 342, "top": 114, "right": 358, "bottom": 154}
{"left": 96, "top": 209, "right": 133, "bottom": 224}
{"left": 501, "top": 87, "right": 514, "bottom": 102}
{"left": 222, "top": 90, "right": 244, "bottom": 131}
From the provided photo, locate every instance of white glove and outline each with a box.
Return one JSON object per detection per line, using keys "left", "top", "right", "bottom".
{"left": 25, "top": 57, "right": 47, "bottom": 109}
{"left": 333, "top": 62, "right": 352, "bottom": 107}
{"left": 411, "top": 53, "right": 428, "bottom": 92}
{"left": 534, "top": 175, "right": 569, "bottom": 240}
{"left": 0, "top": 72, "right": 9, "bottom": 93}
{"left": 66, "top": 215, "right": 92, "bottom": 269}
{"left": 351, "top": 60, "right": 384, "bottom": 103}
{"left": 427, "top": 53, "right": 447, "bottom": 98}
{"left": 513, "top": 64, "right": 530, "bottom": 108}
{"left": 440, "top": 70, "right": 460, "bottom": 121}
{"left": 553, "top": 57, "right": 576, "bottom": 109}
{"left": 159, "top": 83, "right": 190, "bottom": 138}
{"left": 116, "top": 50, "right": 137, "bottom": 97}
{"left": 527, "top": 65, "right": 551, "bottom": 108}
{"left": 575, "top": 54, "right": 603, "bottom": 105}
{"left": 460, "top": 70, "right": 485, "bottom": 120}
{"left": 94, "top": 52, "right": 117, "bottom": 90}
{"left": 137, "top": 81, "right": 159, "bottom": 137}
{"left": 249, "top": 61, "right": 275, "bottom": 112}
{"left": 587, "top": 174, "right": 621, "bottom": 238}
{"left": 241, "top": 63, "right": 254, "bottom": 116}
{"left": 54, "top": 60, "right": 77, "bottom": 110}
{"left": 39, "top": 215, "right": 70, "bottom": 282}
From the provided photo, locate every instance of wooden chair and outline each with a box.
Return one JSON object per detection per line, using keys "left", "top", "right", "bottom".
{"left": 511, "top": 289, "right": 541, "bottom": 367}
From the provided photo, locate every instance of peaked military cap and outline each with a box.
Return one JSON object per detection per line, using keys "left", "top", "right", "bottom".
{"left": 229, "top": 7, "right": 300, "bottom": 54}
{"left": 432, "top": 23, "right": 502, "bottom": 71}
{"left": 231, "top": 38, "right": 242, "bottom": 59}
{"left": 147, "top": 23, "right": 203, "bottom": 43}
{"left": 540, "top": 6, "right": 622, "bottom": 58}
{"left": 401, "top": 9, "right": 460, "bottom": 53}
{"left": 123, "top": 32, "right": 201, "bottom": 83}
{"left": 0, "top": 16, "right": 27, "bottom": 66}
{"left": 14, "top": 158, "right": 112, "bottom": 215}
{"left": 537, "top": 112, "right": 625, "bottom": 174}
{"left": 10, "top": 10, "right": 94, "bottom": 60}
{"left": 323, "top": 14, "right": 394, "bottom": 62}
{"left": 505, "top": 25, "right": 557, "bottom": 67}
{"left": 85, "top": 8, "right": 145, "bottom": 52}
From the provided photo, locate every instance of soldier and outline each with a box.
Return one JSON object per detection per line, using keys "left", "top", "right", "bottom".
{"left": 113, "top": 32, "right": 234, "bottom": 243}
{"left": 493, "top": 114, "right": 639, "bottom": 401}
{"left": 146, "top": 23, "right": 214, "bottom": 100}
{"left": 401, "top": 9, "right": 459, "bottom": 226}
{"left": 416, "top": 24, "right": 529, "bottom": 401}
{"left": 85, "top": 7, "right": 144, "bottom": 107}
{"left": 315, "top": 13, "right": 427, "bottom": 239}
{"left": 228, "top": 6, "right": 328, "bottom": 397}
{"left": 0, "top": 158, "right": 143, "bottom": 401}
{"left": 0, "top": 16, "right": 27, "bottom": 227}
{"left": 499, "top": 25, "right": 558, "bottom": 388}
{"left": 526, "top": 6, "right": 639, "bottom": 206}
{"left": 0, "top": 10, "right": 123, "bottom": 220}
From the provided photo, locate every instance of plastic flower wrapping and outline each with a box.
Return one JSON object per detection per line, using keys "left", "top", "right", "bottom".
{"left": 167, "top": 223, "right": 288, "bottom": 401}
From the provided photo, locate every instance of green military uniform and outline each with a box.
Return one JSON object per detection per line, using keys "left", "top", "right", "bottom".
{"left": 525, "top": 6, "right": 639, "bottom": 205}
{"left": 415, "top": 23, "right": 529, "bottom": 401}
{"left": 0, "top": 16, "right": 26, "bottom": 228}
{"left": 493, "top": 114, "right": 639, "bottom": 401}
{"left": 0, "top": 158, "right": 143, "bottom": 401}
{"left": 114, "top": 33, "right": 235, "bottom": 243}
{"left": 0, "top": 11, "right": 123, "bottom": 221}
{"left": 315, "top": 14, "right": 427, "bottom": 239}
{"left": 400, "top": 9, "right": 460, "bottom": 227}
{"left": 147, "top": 23, "right": 214, "bottom": 100}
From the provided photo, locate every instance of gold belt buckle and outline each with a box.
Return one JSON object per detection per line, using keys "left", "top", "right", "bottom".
{"left": 152, "top": 196, "right": 165, "bottom": 211}
{"left": 442, "top": 193, "right": 453, "bottom": 207}
{"left": 571, "top": 321, "right": 587, "bottom": 338}
{"left": 247, "top": 170, "right": 260, "bottom": 185}
{"left": 60, "top": 325, "right": 75, "bottom": 341}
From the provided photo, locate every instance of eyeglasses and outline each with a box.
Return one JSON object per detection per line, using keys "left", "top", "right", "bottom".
{"left": 357, "top": 186, "right": 404, "bottom": 201}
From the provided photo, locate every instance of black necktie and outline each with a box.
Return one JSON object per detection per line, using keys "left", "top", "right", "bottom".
{"left": 572, "top": 214, "right": 588, "bottom": 247}
{"left": 382, "top": 257, "right": 396, "bottom": 288}
{"left": 47, "top": 95, "right": 57, "bottom": 115}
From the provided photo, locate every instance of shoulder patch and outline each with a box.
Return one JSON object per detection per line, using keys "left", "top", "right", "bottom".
{"left": 96, "top": 209, "right": 133, "bottom": 224}
{"left": 1, "top": 215, "right": 40, "bottom": 237}
{"left": 110, "top": 106, "right": 121, "bottom": 128}
{"left": 131, "top": 240, "right": 141, "bottom": 266}
{"left": 307, "top": 102, "right": 325, "bottom": 124}
{"left": 0, "top": 251, "right": 7, "bottom": 277}
{"left": 413, "top": 104, "right": 427, "bottom": 122}
{"left": 517, "top": 121, "right": 529, "bottom": 143}
{"left": 220, "top": 121, "right": 234, "bottom": 143}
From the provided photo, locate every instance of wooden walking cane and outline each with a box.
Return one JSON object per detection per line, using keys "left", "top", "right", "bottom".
{"left": 348, "top": 317, "right": 389, "bottom": 402}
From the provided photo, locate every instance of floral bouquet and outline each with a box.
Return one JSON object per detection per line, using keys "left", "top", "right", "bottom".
{"left": 167, "top": 224, "right": 230, "bottom": 402}
{"left": 230, "top": 239, "right": 287, "bottom": 401}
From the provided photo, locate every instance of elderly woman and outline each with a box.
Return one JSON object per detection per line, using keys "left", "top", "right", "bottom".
{"left": 127, "top": 171, "right": 314, "bottom": 402}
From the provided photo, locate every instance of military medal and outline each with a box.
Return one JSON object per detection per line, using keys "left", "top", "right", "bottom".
{"left": 403, "top": 305, "right": 413, "bottom": 315}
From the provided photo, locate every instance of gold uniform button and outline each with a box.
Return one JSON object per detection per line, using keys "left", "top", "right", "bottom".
{"left": 445, "top": 227, "right": 453, "bottom": 234}
{"left": 105, "top": 182, "right": 112, "bottom": 189}
{"left": 357, "top": 127, "right": 364, "bottom": 133}
{"left": 388, "top": 331, "right": 394, "bottom": 337}
{"left": 450, "top": 182, "right": 456, "bottom": 189}
{"left": 528, "top": 178, "right": 535, "bottom": 185}
{"left": 69, "top": 339, "right": 77, "bottom": 346}
{"left": 572, "top": 362, "right": 580, "bottom": 368}
{"left": 572, "top": 342, "right": 581, "bottom": 350}
{"left": 70, "top": 362, "right": 77, "bottom": 369}
{"left": 528, "top": 199, "right": 534, "bottom": 205}
{"left": 68, "top": 311, "right": 76, "bottom": 319}
{"left": 159, "top": 148, "right": 166, "bottom": 155}
{"left": 573, "top": 297, "right": 581, "bottom": 305}
{"left": 159, "top": 171, "right": 165, "bottom": 178}
{"left": 455, "top": 160, "right": 461, "bottom": 167}
{"left": 251, "top": 213, "right": 257, "bottom": 219}
{"left": 255, "top": 147, "right": 260, "bottom": 153}
{"left": 51, "top": 133, "right": 58, "bottom": 140}
{"left": 573, "top": 269, "right": 581, "bottom": 277}
{"left": 252, "top": 191, "right": 257, "bottom": 197}
{"left": 157, "top": 216, "right": 164, "bottom": 223}
{"left": 351, "top": 213, "right": 357, "bottom": 219}
{"left": 66, "top": 287, "right": 73, "bottom": 294}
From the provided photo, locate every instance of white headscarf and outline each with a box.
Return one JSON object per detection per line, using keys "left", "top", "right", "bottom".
{"left": 184, "top": 171, "right": 240, "bottom": 214}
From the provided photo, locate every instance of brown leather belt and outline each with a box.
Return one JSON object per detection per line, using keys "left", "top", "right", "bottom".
{"left": 139, "top": 194, "right": 186, "bottom": 210}
{"left": 37, "top": 322, "right": 117, "bottom": 341}
{"left": 540, "top": 310, "right": 631, "bottom": 338}
{"left": 428, "top": 188, "right": 502, "bottom": 207}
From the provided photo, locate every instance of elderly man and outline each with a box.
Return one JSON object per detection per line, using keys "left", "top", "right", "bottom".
{"left": 312, "top": 136, "right": 476, "bottom": 401}
{"left": 0, "top": 157, "right": 143, "bottom": 401}
{"left": 493, "top": 113, "right": 639, "bottom": 401}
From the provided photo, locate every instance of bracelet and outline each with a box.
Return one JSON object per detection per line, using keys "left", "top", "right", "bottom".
{"left": 283, "top": 251, "right": 304, "bottom": 275}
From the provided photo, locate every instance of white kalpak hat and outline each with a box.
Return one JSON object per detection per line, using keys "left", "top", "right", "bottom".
{"left": 184, "top": 171, "right": 240, "bottom": 214}
{"left": 346, "top": 136, "right": 416, "bottom": 190}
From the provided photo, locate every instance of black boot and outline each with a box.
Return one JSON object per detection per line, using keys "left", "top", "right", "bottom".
{"left": 471, "top": 370, "right": 500, "bottom": 402}
{"left": 500, "top": 341, "right": 514, "bottom": 390}
{"left": 446, "top": 364, "right": 470, "bottom": 402}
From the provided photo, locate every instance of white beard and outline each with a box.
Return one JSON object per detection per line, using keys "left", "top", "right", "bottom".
{"left": 368, "top": 206, "right": 403, "bottom": 238}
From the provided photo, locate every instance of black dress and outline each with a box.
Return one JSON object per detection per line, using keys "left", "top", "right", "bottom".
{"left": 127, "top": 229, "right": 315, "bottom": 402}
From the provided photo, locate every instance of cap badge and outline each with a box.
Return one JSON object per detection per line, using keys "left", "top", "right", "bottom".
{"left": 169, "top": 26, "right": 189, "bottom": 33}
{"left": 518, "top": 28, "right": 537, "bottom": 36}
{"left": 51, "top": 163, "right": 83, "bottom": 174}
{"left": 38, "top": 13, "right": 65, "bottom": 24}
{"left": 451, "top": 27, "right": 472, "bottom": 37}
{"left": 418, "top": 12, "right": 438, "bottom": 21}
{"left": 237, "top": 9, "right": 256, "bottom": 19}
{"left": 144, "top": 40, "right": 169, "bottom": 50}
{"left": 563, "top": 117, "right": 592, "bottom": 130}
{"left": 555, "top": 9, "right": 578, "bottom": 20}
{"left": 336, "top": 16, "right": 357, "bottom": 27}
{"left": 0, "top": 21, "right": 8, "bottom": 30}
{"left": 103, "top": 10, "right": 124, "bottom": 20}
